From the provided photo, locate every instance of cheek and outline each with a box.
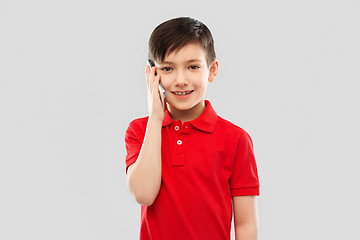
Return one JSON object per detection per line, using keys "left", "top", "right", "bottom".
{"left": 187, "top": 72, "right": 205, "bottom": 83}
{"left": 191, "top": 75, "right": 208, "bottom": 88}
{"left": 160, "top": 77, "right": 171, "bottom": 90}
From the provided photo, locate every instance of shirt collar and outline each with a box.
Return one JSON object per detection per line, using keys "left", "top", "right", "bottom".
{"left": 162, "top": 99, "right": 218, "bottom": 133}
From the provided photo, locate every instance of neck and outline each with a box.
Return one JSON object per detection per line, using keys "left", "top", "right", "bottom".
{"left": 167, "top": 100, "right": 206, "bottom": 123}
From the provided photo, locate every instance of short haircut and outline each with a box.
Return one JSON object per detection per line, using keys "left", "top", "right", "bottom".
{"left": 148, "top": 17, "right": 216, "bottom": 68}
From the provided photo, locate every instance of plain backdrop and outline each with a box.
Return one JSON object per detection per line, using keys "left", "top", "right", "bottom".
{"left": 1, "top": 0, "right": 359, "bottom": 239}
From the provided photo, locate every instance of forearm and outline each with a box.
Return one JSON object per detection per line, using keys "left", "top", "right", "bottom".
{"left": 127, "top": 117, "right": 162, "bottom": 206}
{"left": 235, "top": 223, "right": 259, "bottom": 240}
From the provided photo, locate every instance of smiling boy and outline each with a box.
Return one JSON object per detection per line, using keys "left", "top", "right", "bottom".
{"left": 125, "top": 17, "right": 260, "bottom": 240}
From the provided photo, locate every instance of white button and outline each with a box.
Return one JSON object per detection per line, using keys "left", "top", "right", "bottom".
{"left": 177, "top": 140, "right": 182, "bottom": 145}
{"left": 175, "top": 126, "right": 179, "bottom": 131}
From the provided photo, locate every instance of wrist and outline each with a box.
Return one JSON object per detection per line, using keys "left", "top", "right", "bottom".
{"left": 148, "top": 116, "right": 163, "bottom": 125}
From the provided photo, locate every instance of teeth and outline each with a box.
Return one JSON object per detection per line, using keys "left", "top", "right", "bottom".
{"left": 174, "top": 91, "right": 192, "bottom": 95}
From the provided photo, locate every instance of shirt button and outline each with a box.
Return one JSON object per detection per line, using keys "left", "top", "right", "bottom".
{"left": 177, "top": 140, "right": 182, "bottom": 145}
{"left": 175, "top": 126, "right": 179, "bottom": 131}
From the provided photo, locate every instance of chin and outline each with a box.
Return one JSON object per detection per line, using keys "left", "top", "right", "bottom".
{"left": 168, "top": 103, "right": 191, "bottom": 111}
{"left": 167, "top": 99, "right": 201, "bottom": 111}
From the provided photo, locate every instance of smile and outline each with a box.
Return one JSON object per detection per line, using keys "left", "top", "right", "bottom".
{"left": 172, "top": 90, "right": 194, "bottom": 96}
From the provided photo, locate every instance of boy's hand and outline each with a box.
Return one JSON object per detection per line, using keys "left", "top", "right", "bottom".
{"left": 145, "top": 64, "right": 165, "bottom": 122}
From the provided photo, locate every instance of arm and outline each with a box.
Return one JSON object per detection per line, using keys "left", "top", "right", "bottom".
{"left": 126, "top": 118, "right": 163, "bottom": 206}
{"left": 233, "top": 195, "right": 259, "bottom": 240}
{"left": 126, "top": 64, "right": 164, "bottom": 206}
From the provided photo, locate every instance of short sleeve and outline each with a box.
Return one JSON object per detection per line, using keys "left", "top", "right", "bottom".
{"left": 229, "top": 131, "right": 260, "bottom": 196}
{"left": 124, "top": 121, "right": 143, "bottom": 175}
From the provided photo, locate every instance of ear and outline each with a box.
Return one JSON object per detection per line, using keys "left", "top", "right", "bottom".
{"left": 208, "top": 60, "right": 219, "bottom": 83}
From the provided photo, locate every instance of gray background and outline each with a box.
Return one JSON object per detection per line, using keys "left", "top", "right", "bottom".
{"left": 1, "top": 0, "right": 359, "bottom": 239}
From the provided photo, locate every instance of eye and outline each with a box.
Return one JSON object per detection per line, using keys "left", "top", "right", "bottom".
{"left": 161, "top": 67, "right": 172, "bottom": 72}
{"left": 189, "top": 65, "right": 200, "bottom": 70}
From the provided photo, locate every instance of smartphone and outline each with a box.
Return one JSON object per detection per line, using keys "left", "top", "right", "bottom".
{"left": 147, "top": 59, "right": 166, "bottom": 110}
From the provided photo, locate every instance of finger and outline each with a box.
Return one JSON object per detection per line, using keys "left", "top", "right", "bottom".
{"left": 145, "top": 65, "right": 150, "bottom": 89}
{"left": 149, "top": 67, "right": 156, "bottom": 93}
{"left": 153, "top": 71, "right": 159, "bottom": 92}
{"left": 157, "top": 88, "right": 162, "bottom": 104}
{"left": 153, "top": 73, "right": 162, "bottom": 101}
{"left": 145, "top": 65, "right": 150, "bottom": 80}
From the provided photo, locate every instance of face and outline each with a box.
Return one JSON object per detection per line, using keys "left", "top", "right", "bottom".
{"left": 155, "top": 43, "right": 218, "bottom": 121}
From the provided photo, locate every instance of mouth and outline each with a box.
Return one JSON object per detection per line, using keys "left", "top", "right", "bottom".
{"left": 171, "top": 90, "right": 194, "bottom": 96}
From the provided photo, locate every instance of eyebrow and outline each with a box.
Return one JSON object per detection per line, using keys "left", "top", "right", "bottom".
{"left": 160, "top": 59, "right": 202, "bottom": 65}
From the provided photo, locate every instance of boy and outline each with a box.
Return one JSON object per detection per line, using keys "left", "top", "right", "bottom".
{"left": 125, "top": 17, "right": 260, "bottom": 240}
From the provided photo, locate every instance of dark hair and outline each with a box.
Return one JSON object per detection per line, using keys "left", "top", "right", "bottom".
{"left": 148, "top": 17, "right": 216, "bottom": 68}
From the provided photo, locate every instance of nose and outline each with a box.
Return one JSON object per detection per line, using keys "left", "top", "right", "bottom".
{"left": 174, "top": 70, "right": 188, "bottom": 86}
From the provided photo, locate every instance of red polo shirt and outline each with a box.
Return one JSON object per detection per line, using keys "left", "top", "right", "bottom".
{"left": 125, "top": 100, "right": 260, "bottom": 240}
